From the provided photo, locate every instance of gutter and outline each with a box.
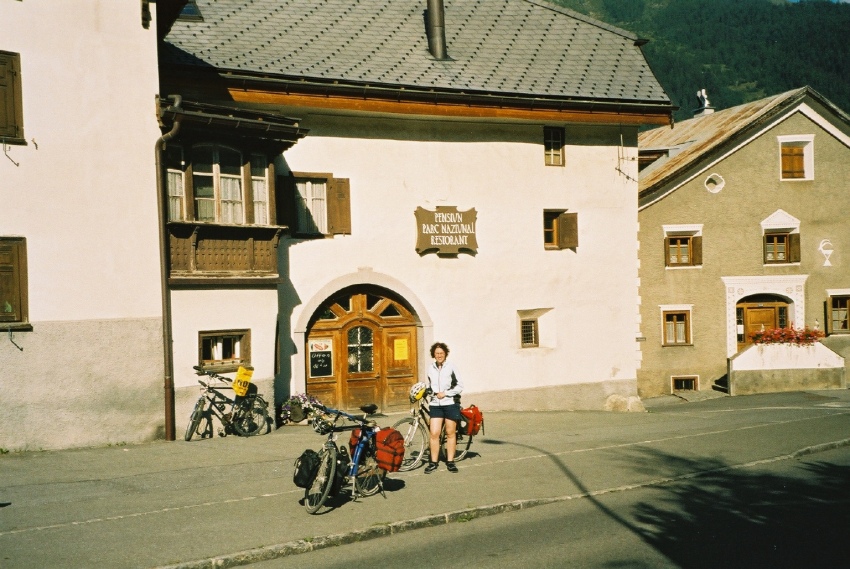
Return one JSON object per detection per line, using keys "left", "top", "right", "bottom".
{"left": 154, "top": 94, "right": 182, "bottom": 441}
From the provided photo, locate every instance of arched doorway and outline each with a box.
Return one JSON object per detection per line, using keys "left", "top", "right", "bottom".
{"left": 305, "top": 286, "right": 419, "bottom": 412}
{"left": 736, "top": 294, "right": 791, "bottom": 352}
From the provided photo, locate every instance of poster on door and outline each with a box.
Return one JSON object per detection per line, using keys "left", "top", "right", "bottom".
{"left": 309, "top": 339, "right": 333, "bottom": 378}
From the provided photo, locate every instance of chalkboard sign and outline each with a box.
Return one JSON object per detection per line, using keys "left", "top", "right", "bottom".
{"left": 309, "top": 340, "right": 333, "bottom": 378}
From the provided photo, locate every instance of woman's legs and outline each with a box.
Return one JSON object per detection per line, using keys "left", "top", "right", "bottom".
{"left": 443, "top": 418, "right": 457, "bottom": 462}
{"left": 429, "top": 417, "right": 444, "bottom": 463}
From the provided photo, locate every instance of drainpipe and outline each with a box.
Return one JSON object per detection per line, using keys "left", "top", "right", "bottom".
{"left": 155, "top": 94, "right": 182, "bottom": 440}
{"left": 426, "top": 0, "right": 448, "bottom": 60}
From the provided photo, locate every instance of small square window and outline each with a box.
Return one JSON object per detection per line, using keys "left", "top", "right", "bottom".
{"left": 778, "top": 135, "right": 814, "bottom": 181}
{"left": 199, "top": 329, "right": 250, "bottom": 372}
{"left": 662, "top": 225, "right": 703, "bottom": 268}
{"left": 764, "top": 232, "right": 800, "bottom": 264}
{"left": 544, "top": 127, "right": 565, "bottom": 166}
{"left": 544, "top": 210, "right": 578, "bottom": 250}
{"left": 663, "top": 311, "right": 691, "bottom": 345}
{"left": 520, "top": 319, "right": 539, "bottom": 348}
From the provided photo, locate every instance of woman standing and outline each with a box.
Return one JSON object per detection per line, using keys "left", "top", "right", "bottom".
{"left": 425, "top": 342, "right": 463, "bottom": 473}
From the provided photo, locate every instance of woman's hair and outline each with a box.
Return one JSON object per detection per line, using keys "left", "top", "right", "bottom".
{"left": 430, "top": 342, "right": 450, "bottom": 358}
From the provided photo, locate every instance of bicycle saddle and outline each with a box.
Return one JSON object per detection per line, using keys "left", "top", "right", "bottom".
{"left": 359, "top": 403, "right": 379, "bottom": 415}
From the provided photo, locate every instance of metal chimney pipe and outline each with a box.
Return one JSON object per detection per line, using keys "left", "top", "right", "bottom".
{"left": 426, "top": 0, "right": 448, "bottom": 60}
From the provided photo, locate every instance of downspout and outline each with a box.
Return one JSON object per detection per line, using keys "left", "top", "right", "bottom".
{"left": 155, "top": 94, "right": 182, "bottom": 441}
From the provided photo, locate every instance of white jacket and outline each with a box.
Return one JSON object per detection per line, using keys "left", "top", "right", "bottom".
{"left": 427, "top": 360, "right": 463, "bottom": 406}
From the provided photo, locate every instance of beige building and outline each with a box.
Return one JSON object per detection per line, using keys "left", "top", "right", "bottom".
{"left": 637, "top": 87, "right": 850, "bottom": 398}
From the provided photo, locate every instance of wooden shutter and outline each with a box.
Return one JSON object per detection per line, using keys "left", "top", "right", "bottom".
{"left": 276, "top": 175, "right": 297, "bottom": 230}
{"left": 663, "top": 237, "right": 671, "bottom": 267}
{"left": 326, "top": 177, "right": 351, "bottom": 235}
{"left": 789, "top": 233, "right": 801, "bottom": 263}
{"left": 781, "top": 146, "right": 805, "bottom": 179}
{"left": 557, "top": 212, "right": 578, "bottom": 249}
{"left": 0, "top": 52, "right": 24, "bottom": 141}
{"left": 0, "top": 239, "right": 24, "bottom": 323}
{"left": 691, "top": 236, "right": 702, "bottom": 265}
{"left": 825, "top": 299, "right": 833, "bottom": 335}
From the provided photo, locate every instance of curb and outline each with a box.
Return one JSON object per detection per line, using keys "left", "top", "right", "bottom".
{"left": 153, "top": 437, "right": 850, "bottom": 569}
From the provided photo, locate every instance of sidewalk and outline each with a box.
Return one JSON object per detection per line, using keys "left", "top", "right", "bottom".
{"left": 2, "top": 390, "right": 850, "bottom": 569}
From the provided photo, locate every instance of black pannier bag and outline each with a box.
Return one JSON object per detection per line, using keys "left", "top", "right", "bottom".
{"left": 293, "top": 449, "right": 321, "bottom": 488}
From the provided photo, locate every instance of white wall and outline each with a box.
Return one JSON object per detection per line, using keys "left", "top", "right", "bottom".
{"left": 0, "top": 1, "right": 164, "bottom": 451}
{"left": 276, "top": 114, "right": 640, "bottom": 401}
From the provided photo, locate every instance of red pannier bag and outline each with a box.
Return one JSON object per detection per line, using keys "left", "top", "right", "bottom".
{"left": 460, "top": 405, "right": 484, "bottom": 436}
{"left": 349, "top": 427, "right": 405, "bottom": 472}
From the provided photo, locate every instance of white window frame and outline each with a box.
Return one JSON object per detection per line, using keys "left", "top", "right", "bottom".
{"left": 662, "top": 224, "right": 703, "bottom": 270}
{"left": 660, "top": 304, "right": 693, "bottom": 346}
{"left": 250, "top": 153, "right": 270, "bottom": 225}
{"left": 777, "top": 134, "right": 814, "bottom": 181}
{"left": 760, "top": 209, "right": 800, "bottom": 265}
{"left": 192, "top": 144, "right": 245, "bottom": 225}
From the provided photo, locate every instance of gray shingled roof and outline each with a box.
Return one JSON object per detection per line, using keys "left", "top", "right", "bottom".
{"left": 161, "top": 0, "right": 670, "bottom": 105}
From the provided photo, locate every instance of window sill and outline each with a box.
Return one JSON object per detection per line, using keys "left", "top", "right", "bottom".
{"left": 662, "top": 343, "right": 693, "bottom": 347}
{"left": 665, "top": 265, "right": 702, "bottom": 270}
{"left": 763, "top": 262, "right": 801, "bottom": 267}
{"left": 2, "top": 322, "right": 33, "bottom": 332}
{"left": 1, "top": 137, "right": 27, "bottom": 146}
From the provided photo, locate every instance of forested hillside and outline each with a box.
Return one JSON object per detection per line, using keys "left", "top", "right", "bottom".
{"left": 550, "top": 0, "right": 850, "bottom": 122}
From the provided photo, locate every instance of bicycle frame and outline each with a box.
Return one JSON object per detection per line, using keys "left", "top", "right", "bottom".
{"left": 185, "top": 366, "right": 270, "bottom": 440}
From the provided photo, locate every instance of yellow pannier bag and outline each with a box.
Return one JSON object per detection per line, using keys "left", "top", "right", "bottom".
{"left": 232, "top": 366, "right": 254, "bottom": 397}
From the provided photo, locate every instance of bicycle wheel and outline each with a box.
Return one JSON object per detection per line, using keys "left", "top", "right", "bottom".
{"left": 305, "top": 445, "right": 336, "bottom": 514}
{"left": 392, "top": 417, "right": 427, "bottom": 472}
{"left": 184, "top": 399, "right": 206, "bottom": 441}
{"left": 440, "top": 428, "right": 472, "bottom": 462}
{"left": 231, "top": 396, "right": 270, "bottom": 437}
{"left": 354, "top": 454, "right": 384, "bottom": 497}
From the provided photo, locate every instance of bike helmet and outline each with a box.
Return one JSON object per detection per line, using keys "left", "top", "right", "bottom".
{"left": 409, "top": 382, "right": 428, "bottom": 403}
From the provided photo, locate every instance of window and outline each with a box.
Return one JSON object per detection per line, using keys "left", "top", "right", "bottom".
{"left": 347, "top": 326, "right": 373, "bottom": 373}
{"left": 0, "top": 237, "right": 28, "bottom": 328}
{"left": 0, "top": 51, "right": 25, "bottom": 144}
{"left": 165, "top": 143, "right": 274, "bottom": 226}
{"left": 199, "top": 329, "right": 250, "bottom": 371}
{"left": 672, "top": 376, "right": 698, "bottom": 391}
{"left": 661, "top": 306, "right": 692, "bottom": 346}
{"left": 827, "top": 292, "right": 850, "bottom": 334}
{"left": 778, "top": 135, "right": 814, "bottom": 181}
{"left": 520, "top": 319, "right": 539, "bottom": 348}
{"left": 283, "top": 172, "right": 351, "bottom": 236}
{"left": 764, "top": 232, "right": 800, "bottom": 264}
{"left": 544, "top": 126, "right": 565, "bottom": 166}
{"left": 761, "top": 210, "right": 800, "bottom": 264}
{"left": 663, "top": 225, "right": 703, "bottom": 268}
{"left": 543, "top": 210, "right": 578, "bottom": 250}
{"left": 177, "top": 0, "right": 204, "bottom": 21}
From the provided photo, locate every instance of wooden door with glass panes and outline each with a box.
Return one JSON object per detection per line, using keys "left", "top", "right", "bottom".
{"left": 736, "top": 297, "right": 789, "bottom": 352}
{"left": 306, "top": 289, "right": 418, "bottom": 411}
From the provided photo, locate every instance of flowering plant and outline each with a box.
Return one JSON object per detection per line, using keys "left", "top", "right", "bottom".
{"left": 750, "top": 326, "right": 825, "bottom": 347}
{"left": 280, "top": 393, "right": 324, "bottom": 423}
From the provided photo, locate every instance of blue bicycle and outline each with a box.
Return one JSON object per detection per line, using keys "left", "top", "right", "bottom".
{"left": 302, "top": 403, "right": 386, "bottom": 514}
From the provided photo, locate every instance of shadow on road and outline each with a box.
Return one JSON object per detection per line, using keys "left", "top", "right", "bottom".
{"left": 479, "top": 439, "right": 850, "bottom": 568}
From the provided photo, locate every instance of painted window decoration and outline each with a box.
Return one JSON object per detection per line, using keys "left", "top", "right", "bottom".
{"left": 199, "top": 329, "right": 250, "bottom": 371}
{"left": 544, "top": 126, "right": 565, "bottom": 166}
{"left": 778, "top": 134, "right": 814, "bottom": 181}
{"left": 347, "top": 326, "right": 373, "bottom": 373}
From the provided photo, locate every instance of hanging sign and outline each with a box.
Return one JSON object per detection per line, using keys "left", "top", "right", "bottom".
{"left": 309, "top": 339, "right": 333, "bottom": 378}
{"left": 414, "top": 206, "right": 478, "bottom": 255}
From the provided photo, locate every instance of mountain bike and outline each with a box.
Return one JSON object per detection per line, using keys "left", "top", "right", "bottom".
{"left": 302, "top": 403, "right": 388, "bottom": 514}
{"left": 391, "top": 391, "right": 473, "bottom": 472}
{"left": 184, "top": 365, "right": 271, "bottom": 441}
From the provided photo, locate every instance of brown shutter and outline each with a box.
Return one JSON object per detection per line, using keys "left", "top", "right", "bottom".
{"left": 0, "top": 239, "right": 24, "bottom": 322}
{"left": 0, "top": 52, "right": 24, "bottom": 140}
{"left": 326, "top": 177, "right": 351, "bottom": 235}
{"left": 789, "top": 233, "right": 801, "bottom": 263}
{"left": 266, "top": 160, "right": 277, "bottom": 225}
{"left": 557, "top": 212, "right": 578, "bottom": 249}
{"left": 691, "top": 236, "right": 702, "bottom": 265}
{"left": 276, "top": 175, "right": 297, "bottom": 230}
{"left": 664, "top": 237, "right": 671, "bottom": 267}
{"left": 242, "top": 155, "right": 254, "bottom": 225}
{"left": 825, "top": 299, "right": 833, "bottom": 335}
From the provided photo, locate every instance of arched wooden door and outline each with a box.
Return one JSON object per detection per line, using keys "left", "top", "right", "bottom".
{"left": 736, "top": 295, "right": 790, "bottom": 352}
{"left": 306, "top": 289, "right": 418, "bottom": 412}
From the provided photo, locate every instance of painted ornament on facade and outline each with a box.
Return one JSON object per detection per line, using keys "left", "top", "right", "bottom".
{"left": 415, "top": 206, "right": 478, "bottom": 256}
{"left": 818, "top": 239, "right": 833, "bottom": 267}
